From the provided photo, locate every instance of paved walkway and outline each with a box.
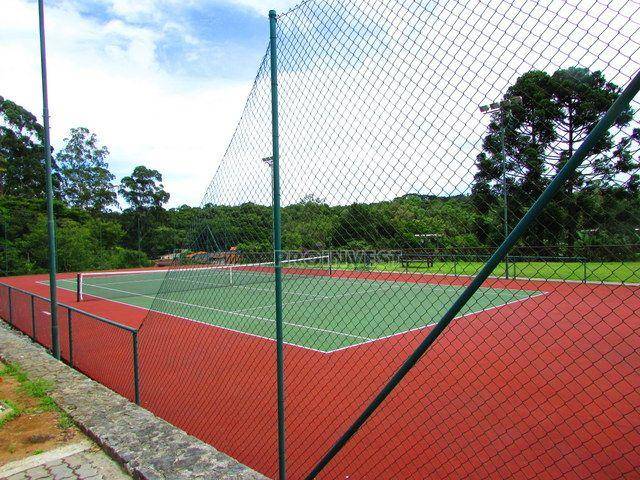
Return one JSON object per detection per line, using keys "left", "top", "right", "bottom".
{"left": 0, "top": 441, "right": 130, "bottom": 480}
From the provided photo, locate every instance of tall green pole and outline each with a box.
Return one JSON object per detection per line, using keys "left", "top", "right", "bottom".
{"left": 269, "top": 10, "right": 286, "bottom": 480}
{"left": 37, "top": 0, "right": 60, "bottom": 360}
{"left": 501, "top": 111, "right": 509, "bottom": 279}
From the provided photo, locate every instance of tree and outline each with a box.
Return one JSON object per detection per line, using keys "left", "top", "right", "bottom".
{"left": 332, "top": 203, "right": 398, "bottom": 249}
{"left": 0, "top": 95, "right": 50, "bottom": 198}
{"left": 472, "top": 67, "right": 634, "bottom": 253}
{"left": 283, "top": 195, "right": 335, "bottom": 250}
{"left": 119, "top": 166, "right": 170, "bottom": 251}
{"left": 119, "top": 166, "right": 170, "bottom": 210}
{"left": 57, "top": 127, "right": 117, "bottom": 212}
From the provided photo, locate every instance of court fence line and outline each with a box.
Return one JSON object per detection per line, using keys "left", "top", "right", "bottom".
{"left": 0, "top": 283, "right": 141, "bottom": 405}
{"left": 143, "top": 1, "right": 639, "bottom": 478}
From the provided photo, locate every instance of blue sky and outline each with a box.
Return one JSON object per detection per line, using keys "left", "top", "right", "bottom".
{"left": 3, "top": 0, "right": 637, "bottom": 208}
{"left": 73, "top": 0, "right": 270, "bottom": 79}
{"left": 1, "top": 0, "right": 299, "bottom": 206}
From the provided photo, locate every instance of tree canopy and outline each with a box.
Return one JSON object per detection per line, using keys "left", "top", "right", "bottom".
{"left": 57, "top": 127, "right": 117, "bottom": 212}
{"left": 0, "top": 65, "right": 638, "bottom": 277}
{"left": 0, "top": 95, "right": 50, "bottom": 198}
{"left": 472, "top": 67, "right": 637, "bottom": 250}
{"left": 119, "top": 166, "right": 170, "bottom": 211}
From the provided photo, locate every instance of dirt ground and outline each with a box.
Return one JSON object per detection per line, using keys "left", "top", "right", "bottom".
{"left": 0, "top": 372, "right": 77, "bottom": 464}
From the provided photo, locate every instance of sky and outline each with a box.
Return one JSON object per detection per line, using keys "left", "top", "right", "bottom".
{"left": 0, "top": 0, "right": 299, "bottom": 207}
{"left": 201, "top": 0, "right": 640, "bottom": 208}
{"left": 2, "top": 0, "right": 638, "bottom": 210}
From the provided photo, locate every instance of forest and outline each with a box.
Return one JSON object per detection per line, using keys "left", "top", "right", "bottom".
{"left": 1, "top": 66, "right": 638, "bottom": 276}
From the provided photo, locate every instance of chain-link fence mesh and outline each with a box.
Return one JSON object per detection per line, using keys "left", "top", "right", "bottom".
{"left": 133, "top": 0, "right": 640, "bottom": 478}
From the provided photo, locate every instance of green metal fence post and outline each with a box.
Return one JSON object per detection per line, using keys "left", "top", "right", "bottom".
{"left": 305, "top": 71, "right": 640, "bottom": 480}
{"left": 67, "top": 309, "right": 73, "bottom": 366}
{"left": 501, "top": 113, "right": 509, "bottom": 279}
{"left": 31, "top": 295, "right": 36, "bottom": 337}
{"left": 133, "top": 331, "right": 141, "bottom": 406}
{"left": 269, "top": 10, "right": 287, "bottom": 480}
{"left": 7, "top": 287, "right": 12, "bottom": 326}
{"left": 37, "top": 0, "right": 60, "bottom": 360}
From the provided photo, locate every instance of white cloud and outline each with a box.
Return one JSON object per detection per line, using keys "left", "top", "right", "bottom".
{"left": 3, "top": 0, "right": 639, "bottom": 211}
{"left": 105, "top": 0, "right": 300, "bottom": 20}
{"left": 207, "top": 0, "right": 299, "bottom": 16}
{"left": 1, "top": 0, "right": 255, "bottom": 207}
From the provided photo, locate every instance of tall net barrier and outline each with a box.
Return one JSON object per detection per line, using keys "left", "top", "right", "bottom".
{"left": 139, "top": 0, "right": 640, "bottom": 478}
{"left": 138, "top": 56, "right": 283, "bottom": 476}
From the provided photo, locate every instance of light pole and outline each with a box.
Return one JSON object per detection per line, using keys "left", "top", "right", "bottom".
{"left": 38, "top": 0, "right": 60, "bottom": 359}
{"left": 479, "top": 96, "right": 521, "bottom": 279}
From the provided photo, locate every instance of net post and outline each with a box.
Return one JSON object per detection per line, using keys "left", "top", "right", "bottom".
{"left": 76, "top": 273, "right": 82, "bottom": 302}
{"left": 269, "top": 9, "right": 287, "bottom": 480}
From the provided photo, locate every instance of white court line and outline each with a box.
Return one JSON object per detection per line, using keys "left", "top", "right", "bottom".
{"left": 232, "top": 283, "right": 341, "bottom": 297}
{"left": 230, "top": 274, "right": 489, "bottom": 298}
{"left": 234, "top": 283, "right": 404, "bottom": 313}
{"left": 50, "top": 279, "right": 548, "bottom": 354}
{"left": 83, "top": 277, "right": 228, "bottom": 288}
{"left": 83, "top": 277, "right": 166, "bottom": 286}
{"left": 61, "top": 281, "right": 372, "bottom": 342}
{"left": 323, "top": 292, "right": 549, "bottom": 354}
{"left": 51, "top": 281, "right": 330, "bottom": 354}
{"left": 70, "top": 277, "right": 333, "bottom": 299}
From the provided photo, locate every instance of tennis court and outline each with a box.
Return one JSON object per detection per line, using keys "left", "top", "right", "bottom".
{"left": 52, "top": 259, "right": 540, "bottom": 353}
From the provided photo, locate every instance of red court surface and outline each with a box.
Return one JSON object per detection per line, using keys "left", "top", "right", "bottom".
{"left": 1, "top": 270, "right": 638, "bottom": 479}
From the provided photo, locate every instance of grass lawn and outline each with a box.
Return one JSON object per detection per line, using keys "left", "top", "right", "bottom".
{"left": 0, "top": 362, "right": 76, "bottom": 464}
{"left": 333, "top": 261, "right": 640, "bottom": 283}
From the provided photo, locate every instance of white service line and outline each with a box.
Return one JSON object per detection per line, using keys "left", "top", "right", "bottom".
{"left": 323, "top": 291, "right": 549, "bottom": 354}
{"left": 234, "top": 283, "right": 404, "bottom": 313}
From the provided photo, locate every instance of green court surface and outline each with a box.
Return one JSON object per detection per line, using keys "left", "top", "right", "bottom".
{"left": 57, "top": 269, "right": 540, "bottom": 352}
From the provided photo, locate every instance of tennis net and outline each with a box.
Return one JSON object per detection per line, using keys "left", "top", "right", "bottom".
{"left": 76, "top": 255, "right": 330, "bottom": 302}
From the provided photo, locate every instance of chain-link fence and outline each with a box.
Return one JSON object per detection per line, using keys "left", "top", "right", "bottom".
{"left": 8, "top": 0, "right": 627, "bottom": 478}
{"left": 0, "top": 284, "right": 140, "bottom": 403}
{"left": 138, "top": 0, "right": 640, "bottom": 478}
